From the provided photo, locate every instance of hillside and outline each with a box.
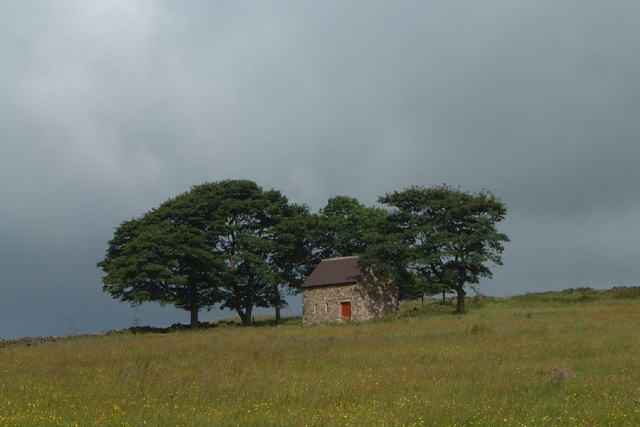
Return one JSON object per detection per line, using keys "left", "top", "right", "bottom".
{"left": 1, "top": 287, "right": 639, "bottom": 426}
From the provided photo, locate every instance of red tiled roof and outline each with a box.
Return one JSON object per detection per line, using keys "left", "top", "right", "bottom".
{"left": 302, "top": 256, "right": 364, "bottom": 288}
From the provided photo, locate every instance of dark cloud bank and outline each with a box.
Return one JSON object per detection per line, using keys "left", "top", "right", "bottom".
{"left": 2, "top": 1, "right": 639, "bottom": 339}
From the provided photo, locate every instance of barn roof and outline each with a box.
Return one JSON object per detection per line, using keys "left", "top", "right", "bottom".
{"left": 302, "top": 256, "right": 364, "bottom": 288}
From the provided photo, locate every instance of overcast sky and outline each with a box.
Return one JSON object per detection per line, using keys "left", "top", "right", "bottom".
{"left": 2, "top": 1, "right": 639, "bottom": 339}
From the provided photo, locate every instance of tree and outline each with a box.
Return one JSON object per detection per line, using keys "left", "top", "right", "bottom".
{"left": 98, "top": 180, "right": 309, "bottom": 327}
{"left": 378, "top": 185, "right": 509, "bottom": 313}
{"left": 180, "top": 180, "right": 307, "bottom": 326}
{"left": 266, "top": 203, "right": 314, "bottom": 325}
{"left": 313, "top": 196, "right": 388, "bottom": 259}
{"left": 97, "top": 194, "right": 222, "bottom": 328}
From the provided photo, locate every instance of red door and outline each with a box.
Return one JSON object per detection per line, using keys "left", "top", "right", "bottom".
{"left": 340, "top": 302, "right": 351, "bottom": 320}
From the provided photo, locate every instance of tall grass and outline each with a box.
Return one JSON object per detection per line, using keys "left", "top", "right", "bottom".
{"left": 1, "top": 291, "right": 639, "bottom": 426}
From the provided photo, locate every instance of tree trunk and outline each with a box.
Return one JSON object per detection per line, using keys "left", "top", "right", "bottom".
{"left": 273, "top": 284, "right": 282, "bottom": 326}
{"left": 190, "top": 305, "right": 199, "bottom": 328}
{"left": 238, "top": 307, "right": 252, "bottom": 326}
{"left": 275, "top": 304, "right": 281, "bottom": 326}
{"left": 454, "top": 286, "right": 466, "bottom": 313}
{"left": 244, "top": 305, "right": 252, "bottom": 326}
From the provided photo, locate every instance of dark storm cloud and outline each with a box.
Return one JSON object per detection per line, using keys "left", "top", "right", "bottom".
{"left": 2, "top": 1, "right": 639, "bottom": 338}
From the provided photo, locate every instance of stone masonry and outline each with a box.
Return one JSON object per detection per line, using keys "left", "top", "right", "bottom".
{"left": 302, "top": 257, "right": 399, "bottom": 325}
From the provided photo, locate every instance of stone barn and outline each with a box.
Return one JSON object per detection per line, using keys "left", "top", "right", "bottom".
{"left": 302, "top": 256, "right": 399, "bottom": 325}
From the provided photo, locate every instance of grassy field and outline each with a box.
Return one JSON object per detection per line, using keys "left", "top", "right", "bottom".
{"left": 1, "top": 288, "right": 640, "bottom": 426}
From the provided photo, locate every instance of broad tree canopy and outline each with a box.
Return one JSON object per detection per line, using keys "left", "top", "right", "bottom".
{"left": 378, "top": 185, "right": 509, "bottom": 313}
{"left": 98, "top": 180, "right": 310, "bottom": 327}
{"left": 97, "top": 190, "right": 222, "bottom": 327}
{"left": 99, "top": 180, "right": 508, "bottom": 326}
{"left": 313, "top": 196, "right": 388, "bottom": 260}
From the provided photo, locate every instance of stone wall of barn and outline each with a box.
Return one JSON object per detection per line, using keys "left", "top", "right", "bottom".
{"left": 302, "top": 276, "right": 399, "bottom": 325}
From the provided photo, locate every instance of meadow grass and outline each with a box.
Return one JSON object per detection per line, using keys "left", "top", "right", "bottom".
{"left": 1, "top": 290, "right": 640, "bottom": 426}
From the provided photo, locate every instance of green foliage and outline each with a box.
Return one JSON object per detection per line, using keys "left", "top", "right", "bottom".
{"left": 98, "top": 180, "right": 311, "bottom": 327}
{"left": 313, "top": 196, "right": 387, "bottom": 259}
{"left": 99, "top": 180, "right": 511, "bottom": 326}
{"left": 377, "top": 184, "right": 509, "bottom": 313}
{"left": 97, "top": 195, "right": 222, "bottom": 327}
